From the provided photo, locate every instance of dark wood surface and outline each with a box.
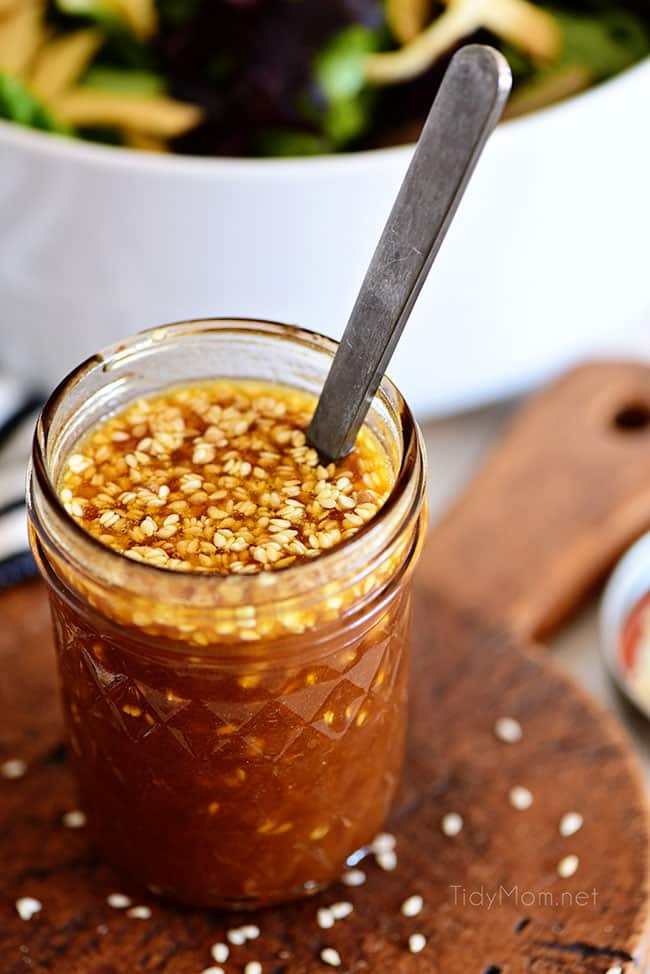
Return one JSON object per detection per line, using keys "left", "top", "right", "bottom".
{"left": 1, "top": 576, "right": 648, "bottom": 974}
{"left": 2, "top": 361, "right": 650, "bottom": 972}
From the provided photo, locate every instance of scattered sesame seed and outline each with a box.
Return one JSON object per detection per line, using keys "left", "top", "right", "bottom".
{"left": 317, "top": 908, "right": 335, "bottom": 929}
{"left": 509, "top": 786, "right": 533, "bottom": 810}
{"left": 15, "top": 898, "right": 42, "bottom": 921}
{"left": 227, "top": 928, "right": 247, "bottom": 946}
{"left": 371, "top": 832, "right": 396, "bottom": 854}
{"left": 62, "top": 809, "right": 87, "bottom": 829}
{"left": 408, "top": 933, "right": 427, "bottom": 954}
{"left": 241, "top": 924, "right": 260, "bottom": 940}
{"left": 341, "top": 869, "right": 366, "bottom": 887}
{"left": 201, "top": 968, "right": 224, "bottom": 974}
{"left": 376, "top": 849, "right": 397, "bottom": 871}
{"left": 211, "top": 944, "right": 230, "bottom": 964}
{"left": 559, "top": 812, "right": 584, "bottom": 837}
{"left": 107, "top": 893, "right": 132, "bottom": 909}
{"left": 494, "top": 717, "right": 523, "bottom": 743}
{"left": 441, "top": 812, "right": 463, "bottom": 837}
{"left": 557, "top": 854, "right": 580, "bottom": 878}
{"left": 245, "top": 963, "right": 262, "bottom": 974}
{"left": 401, "top": 895, "right": 424, "bottom": 918}
{"left": 320, "top": 947, "right": 342, "bottom": 967}
{"left": 605, "top": 967, "right": 623, "bottom": 974}
{"left": 2, "top": 758, "right": 27, "bottom": 779}
{"left": 330, "top": 902, "right": 354, "bottom": 920}
{"left": 126, "top": 906, "right": 151, "bottom": 919}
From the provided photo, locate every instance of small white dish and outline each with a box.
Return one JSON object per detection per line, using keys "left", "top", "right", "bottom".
{"left": 601, "top": 531, "right": 650, "bottom": 718}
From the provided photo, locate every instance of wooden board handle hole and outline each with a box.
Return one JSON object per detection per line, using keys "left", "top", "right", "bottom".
{"left": 613, "top": 402, "right": 650, "bottom": 433}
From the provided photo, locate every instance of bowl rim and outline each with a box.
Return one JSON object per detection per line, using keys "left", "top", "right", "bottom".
{"left": 600, "top": 530, "right": 650, "bottom": 717}
{"left": 0, "top": 56, "right": 648, "bottom": 177}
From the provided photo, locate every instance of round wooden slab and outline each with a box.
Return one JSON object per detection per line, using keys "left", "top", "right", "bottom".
{"left": 0, "top": 579, "right": 648, "bottom": 974}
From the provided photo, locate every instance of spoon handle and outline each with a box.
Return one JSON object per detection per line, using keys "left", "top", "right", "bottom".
{"left": 307, "top": 45, "right": 512, "bottom": 461}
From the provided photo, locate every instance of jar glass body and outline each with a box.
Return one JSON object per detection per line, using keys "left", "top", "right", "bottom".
{"left": 28, "top": 319, "right": 427, "bottom": 909}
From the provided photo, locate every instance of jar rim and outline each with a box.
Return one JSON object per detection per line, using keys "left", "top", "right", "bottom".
{"left": 29, "top": 318, "right": 425, "bottom": 611}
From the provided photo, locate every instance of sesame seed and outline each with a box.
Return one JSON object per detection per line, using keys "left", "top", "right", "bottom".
{"left": 211, "top": 943, "right": 229, "bottom": 963}
{"left": 509, "top": 786, "right": 533, "bottom": 810}
{"left": 74, "top": 499, "right": 92, "bottom": 519}
{"left": 371, "top": 832, "right": 396, "bottom": 854}
{"left": 559, "top": 812, "right": 584, "bottom": 837}
{"left": 140, "top": 516, "right": 157, "bottom": 537}
{"left": 376, "top": 849, "right": 397, "bottom": 871}
{"left": 193, "top": 444, "right": 216, "bottom": 465}
{"left": 99, "top": 510, "right": 120, "bottom": 528}
{"left": 15, "top": 897, "right": 42, "bottom": 921}
{"left": 59, "top": 380, "right": 392, "bottom": 583}
{"left": 341, "top": 869, "right": 366, "bottom": 887}
{"left": 605, "top": 967, "right": 623, "bottom": 974}
{"left": 310, "top": 824, "right": 329, "bottom": 840}
{"left": 227, "top": 928, "right": 247, "bottom": 946}
{"left": 401, "top": 895, "right": 424, "bottom": 918}
{"left": 241, "top": 925, "right": 260, "bottom": 940}
{"left": 2, "top": 758, "right": 27, "bottom": 779}
{"left": 320, "top": 947, "right": 342, "bottom": 967}
{"left": 245, "top": 963, "right": 262, "bottom": 974}
{"left": 494, "top": 716, "right": 523, "bottom": 743}
{"left": 441, "top": 812, "right": 463, "bottom": 837}
{"left": 317, "top": 908, "right": 335, "bottom": 929}
{"left": 121, "top": 704, "right": 142, "bottom": 717}
{"left": 127, "top": 906, "right": 152, "bottom": 919}
{"left": 62, "top": 809, "right": 87, "bottom": 829}
{"left": 408, "top": 933, "right": 427, "bottom": 954}
{"left": 557, "top": 854, "right": 579, "bottom": 878}
{"left": 107, "top": 893, "right": 132, "bottom": 909}
{"left": 68, "top": 453, "right": 92, "bottom": 473}
{"left": 330, "top": 901, "right": 354, "bottom": 920}
{"left": 201, "top": 968, "right": 224, "bottom": 974}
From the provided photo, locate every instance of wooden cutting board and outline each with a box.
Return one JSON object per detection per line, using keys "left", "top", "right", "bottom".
{"left": 2, "top": 361, "right": 650, "bottom": 974}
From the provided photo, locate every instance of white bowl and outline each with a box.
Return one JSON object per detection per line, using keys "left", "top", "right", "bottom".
{"left": 1, "top": 59, "right": 649, "bottom": 416}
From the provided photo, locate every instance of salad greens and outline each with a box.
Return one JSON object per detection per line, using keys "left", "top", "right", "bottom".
{"left": 314, "top": 25, "right": 383, "bottom": 145}
{"left": 82, "top": 66, "right": 165, "bottom": 94}
{"left": 0, "top": 0, "right": 647, "bottom": 156}
{"left": 553, "top": 8, "right": 650, "bottom": 79}
{"left": 0, "top": 71, "right": 67, "bottom": 133}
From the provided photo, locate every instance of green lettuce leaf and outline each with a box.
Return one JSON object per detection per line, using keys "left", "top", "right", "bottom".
{"left": 257, "top": 129, "right": 332, "bottom": 157}
{"left": 55, "top": 0, "right": 154, "bottom": 69}
{"left": 551, "top": 7, "right": 650, "bottom": 80}
{"left": 82, "top": 66, "right": 165, "bottom": 94}
{"left": 0, "top": 72, "right": 68, "bottom": 133}
{"left": 157, "top": 0, "right": 202, "bottom": 28}
{"left": 312, "top": 24, "right": 383, "bottom": 147}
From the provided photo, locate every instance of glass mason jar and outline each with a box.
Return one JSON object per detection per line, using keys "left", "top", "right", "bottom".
{"left": 27, "top": 319, "right": 427, "bottom": 909}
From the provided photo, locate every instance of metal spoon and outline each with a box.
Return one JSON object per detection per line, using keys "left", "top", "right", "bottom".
{"left": 307, "top": 44, "right": 512, "bottom": 461}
